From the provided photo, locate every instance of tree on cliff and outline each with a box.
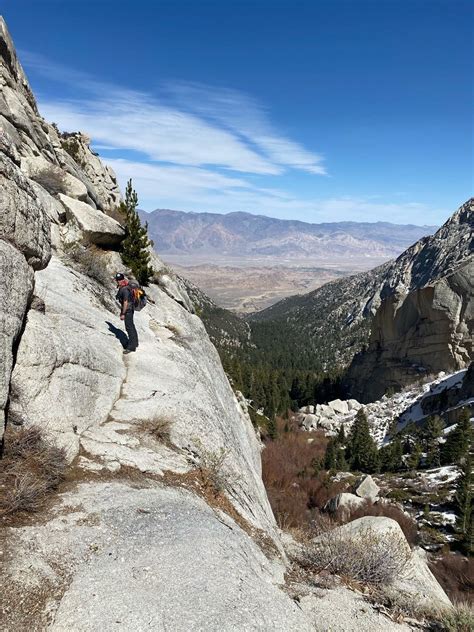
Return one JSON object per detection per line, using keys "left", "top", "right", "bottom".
{"left": 346, "top": 408, "right": 379, "bottom": 473}
{"left": 119, "top": 179, "right": 153, "bottom": 286}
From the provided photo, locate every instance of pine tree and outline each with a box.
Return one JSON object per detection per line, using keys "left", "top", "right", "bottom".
{"left": 406, "top": 440, "right": 423, "bottom": 471}
{"left": 119, "top": 180, "right": 154, "bottom": 286}
{"left": 424, "top": 416, "right": 444, "bottom": 468}
{"left": 455, "top": 455, "right": 472, "bottom": 553}
{"left": 337, "top": 425, "right": 346, "bottom": 445}
{"left": 324, "top": 438, "right": 337, "bottom": 470}
{"left": 441, "top": 408, "right": 472, "bottom": 465}
{"left": 267, "top": 416, "right": 277, "bottom": 441}
{"left": 346, "top": 408, "right": 379, "bottom": 473}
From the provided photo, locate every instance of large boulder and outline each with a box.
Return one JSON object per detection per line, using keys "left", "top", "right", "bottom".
{"left": 329, "top": 399, "right": 349, "bottom": 415}
{"left": 354, "top": 475, "right": 380, "bottom": 502}
{"left": 324, "top": 492, "right": 366, "bottom": 519}
{"left": 59, "top": 194, "right": 124, "bottom": 247}
{"left": 324, "top": 517, "right": 451, "bottom": 610}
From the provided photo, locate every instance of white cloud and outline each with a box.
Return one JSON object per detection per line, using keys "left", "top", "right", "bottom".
{"left": 26, "top": 51, "right": 325, "bottom": 176}
{"left": 166, "top": 81, "right": 327, "bottom": 175}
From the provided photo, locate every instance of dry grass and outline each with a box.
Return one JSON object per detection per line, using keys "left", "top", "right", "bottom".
{"left": 105, "top": 205, "right": 125, "bottom": 224}
{"left": 303, "top": 526, "right": 411, "bottom": 586}
{"left": 436, "top": 601, "right": 474, "bottom": 632}
{"left": 31, "top": 166, "right": 68, "bottom": 196}
{"left": 165, "top": 324, "right": 182, "bottom": 337}
{"left": 197, "top": 445, "right": 231, "bottom": 493}
{"left": 0, "top": 425, "right": 67, "bottom": 520}
{"left": 345, "top": 500, "right": 418, "bottom": 547}
{"left": 138, "top": 416, "right": 172, "bottom": 444}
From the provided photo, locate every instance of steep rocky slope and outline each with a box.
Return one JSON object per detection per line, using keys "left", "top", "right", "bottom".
{"left": 0, "top": 17, "right": 306, "bottom": 628}
{"left": 0, "top": 17, "right": 451, "bottom": 630}
{"left": 249, "top": 200, "right": 473, "bottom": 374}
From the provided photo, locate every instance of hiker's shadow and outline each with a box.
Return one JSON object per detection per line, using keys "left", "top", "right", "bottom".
{"left": 106, "top": 321, "right": 128, "bottom": 349}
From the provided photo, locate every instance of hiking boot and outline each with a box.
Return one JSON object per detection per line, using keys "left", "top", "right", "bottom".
{"left": 123, "top": 349, "right": 134, "bottom": 355}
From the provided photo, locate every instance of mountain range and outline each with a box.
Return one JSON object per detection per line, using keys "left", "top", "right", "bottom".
{"left": 247, "top": 198, "right": 473, "bottom": 396}
{"left": 140, "top": 208, "right": 437, "bottom": 260}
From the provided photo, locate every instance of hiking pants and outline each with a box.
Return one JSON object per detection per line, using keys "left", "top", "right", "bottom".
{"left": 124, "top": 311, "right": 138, "bottom": 351}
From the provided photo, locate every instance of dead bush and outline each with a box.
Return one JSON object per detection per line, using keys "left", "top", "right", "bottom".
{"left": 429, "top": 552, "right": 474, "bottom": 605}
{"left": 138, "top": 416, "right": 172, "bottom": 444}
{"left": 262, "top": 428, "right": 345, "bottom": 529}
{"left": 198, "top": 446, "right": 230, "bottom": 492}
{"left": 0, "top": 425, "right": 67, "bottom": 518}
{"left": 305, "top": 526, "right": 411, "bottom": 585}
{"left": 68, "top": 245, "right": 111, "bottom": 288}
{"left": 346, "top": 500, "right": 418, "bottom": 547}
{"left": 31, "top": 166, "right": 68, "bottom": 195}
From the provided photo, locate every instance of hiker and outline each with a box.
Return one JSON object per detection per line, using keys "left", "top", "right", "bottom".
{"left": 115, "top": 273, "right": 138, "bottom": 354}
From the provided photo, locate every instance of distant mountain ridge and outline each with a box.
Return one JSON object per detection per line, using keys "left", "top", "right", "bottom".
{"left": 248, "top": 199, "right": 473, "bottom": 376}
{"left": 140, "top": 208, "right": 437, "bottom": 259}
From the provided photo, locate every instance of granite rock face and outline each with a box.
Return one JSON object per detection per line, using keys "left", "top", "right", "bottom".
{"left": 347, "top": 258, "right": 474, "bottom": 402}
{"left": 0, "top": 16, "right": 122, "bottom": 438}
{"left": 2, "top": 482, "right": 313, "bottom": 632}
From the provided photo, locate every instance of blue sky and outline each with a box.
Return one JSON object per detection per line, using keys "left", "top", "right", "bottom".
{"left": 3, "top": 0, "right": 473, "bottom": 225}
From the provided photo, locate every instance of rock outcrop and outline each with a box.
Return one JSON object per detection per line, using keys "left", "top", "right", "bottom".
{"left": 0, "top": 17, "right": 311, "bottom": 629}
{"left": 314, "top": 517, "right": 452, "bottom": 611}
{"left": 347, "top": 253, "right": 473, "bottom": 402}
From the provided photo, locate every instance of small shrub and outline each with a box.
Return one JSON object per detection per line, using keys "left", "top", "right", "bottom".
{"left": 31, "top": 166, "right": 68, "bottom": 195}
{"left": 386, "top": 488, "right": 412, "bottom": 503}
{"left": 68, "top": 245, "right": 111, "bottom": 288}
{"left": 198, "top": 446, "right": 230, "bottom": 492}
{"left": 0, "top": 425, "right": 67, "bottom": 518}
{"left": 60, "top": 136, "right": 84, "bottom": 167}
{"left": 165, "top": 324, "right": 182, "bottom": 338}
{"left": 138, "top": 416, "right": 172, "bottom": 444}
{"left": 366, "top": 586, "right": 443, "bottom": 624}
{"left": 305, "top": 526, "right": 411, "bottom": 585}
{"left": 346, "top": 500, "right": 418, "bottom": 547}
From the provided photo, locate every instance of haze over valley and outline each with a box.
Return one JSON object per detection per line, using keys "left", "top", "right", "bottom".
{"left": 142, "top": 208, "right": 437, "bottom": 312}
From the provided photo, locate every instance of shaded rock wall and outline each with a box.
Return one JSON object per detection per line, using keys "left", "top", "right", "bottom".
{"left": 346, "top": 260, "right": 474, "bottom": 402}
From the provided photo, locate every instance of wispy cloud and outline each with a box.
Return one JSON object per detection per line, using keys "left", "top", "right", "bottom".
{"left": 21, "top": 51, "right": 440, "bottom": 224}
{"left": 24, "top": 50, "right": 325, "bottom": 176}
